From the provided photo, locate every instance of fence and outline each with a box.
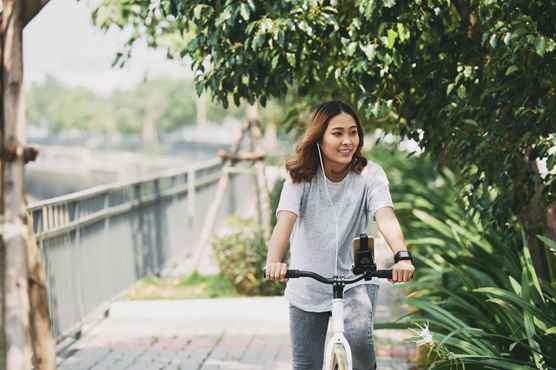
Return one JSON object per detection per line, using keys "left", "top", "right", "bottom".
{"left": 28, "top": 157, "right": 253, "bottom": 341}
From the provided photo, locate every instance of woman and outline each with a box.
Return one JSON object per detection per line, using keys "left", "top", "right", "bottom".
{"left": 265, "top": 100, "right": 414, "bottom": 370}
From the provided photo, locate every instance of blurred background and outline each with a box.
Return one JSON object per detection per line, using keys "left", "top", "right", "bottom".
{"left": 24, "top": 0, "right": 250, "bottom": 201}
{"left": 18, "top": 2, "right": 556, "bottom": 369}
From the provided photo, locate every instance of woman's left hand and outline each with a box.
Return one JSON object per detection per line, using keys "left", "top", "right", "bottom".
{"left": 389, "top": 260, "right": 414, "bottom": 284}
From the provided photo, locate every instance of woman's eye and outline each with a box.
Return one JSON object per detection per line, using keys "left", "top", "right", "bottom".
{"left": 333, "top": 132, "right": 342, "bottom": 136}
{"left": 350, "top": 130, "right": 358, "bottom": 136}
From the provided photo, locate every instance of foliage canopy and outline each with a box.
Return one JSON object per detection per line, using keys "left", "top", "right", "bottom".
{"left": 93, "top": 0, "right": 555, "bottom": 271}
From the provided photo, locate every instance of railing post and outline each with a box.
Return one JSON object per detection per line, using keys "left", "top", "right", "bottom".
{"left": 74, "top": 200, "right": 84, "bottom": 333}
{"left": 187, "top": 168, "right": 196, "bottom": 228}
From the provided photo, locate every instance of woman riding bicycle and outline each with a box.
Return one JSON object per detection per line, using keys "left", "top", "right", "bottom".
{"left": 265, "top": 100, "right": 414, "bottom": 370}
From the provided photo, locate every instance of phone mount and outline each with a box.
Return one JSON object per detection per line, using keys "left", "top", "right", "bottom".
{"left": 353, "top": 233, "right": 377, "bottom": 280}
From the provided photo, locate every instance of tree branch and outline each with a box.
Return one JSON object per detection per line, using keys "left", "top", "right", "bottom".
{"left": 22, "top": 0, "right": 50, "bottom": 27}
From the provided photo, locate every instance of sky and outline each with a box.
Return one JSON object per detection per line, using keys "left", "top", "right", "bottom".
{"left": 23, "top": 0, "right": 192, "bottom": 94}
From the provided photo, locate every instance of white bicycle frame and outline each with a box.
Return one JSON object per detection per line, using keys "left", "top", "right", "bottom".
{"left": 323, "top": 297, "right": 353, "bottom": 370}
{"left": 264, "top": 261, "right": 392, "bottom": 370}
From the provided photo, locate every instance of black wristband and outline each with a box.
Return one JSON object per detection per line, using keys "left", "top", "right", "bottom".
{"left": 394, "top": 250, "right": 412, "bottom": 264}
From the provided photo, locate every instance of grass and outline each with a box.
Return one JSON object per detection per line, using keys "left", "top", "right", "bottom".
{"left": 123, "top": 271, "right": 242, "bottom": 300}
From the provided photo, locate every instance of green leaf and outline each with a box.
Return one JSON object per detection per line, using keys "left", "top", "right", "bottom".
{"left": 462, "top": 119, "right": 477, "bottom": 126}
{"left": 193, "top": 5, "right": 204, "bottom": 20}
{"left": 387, "top": 29, "right": 397, "bottom": 49}
{"left": 271, "top": 54, "right": 280, "bottom": 69}
{"left": 457, "top": 85, "right": 467, "bottom": 100}
{"left": 239, "top": 3, "right": 249, "bottom": 21}
{"left": 397, "top": 22, "right": 409, "bottom": 42}
{"left": 521, "top": 270, "right": 544, "bottom": 368}
{"left": 475, "top": 287, "right": 556, "bottom": 326}
{"left": 545, "top": 327, "right": 556, "bottom": 335}
{"left": 195, "top": 81, "right": 204, "bottom": 96}
{"left": 514, "top": 106, "right": 529, "bottom": 118}
{"left": 286, "top": 53, "right": 296, "bottom": 67}
{"left": 537, "top": 235, "right": 556, "bottom": 257}
{"left": 347, "top": 42, "right": 358, "bottom": 56}
{"left": 215, "top": 7, "right": 231, "bottom": 27}
{"left": 360, "top": 44, "right": 376, "bottom": 61}
{"left": 505, "top": 65, "right": 519, "bottom": 76}
{"left": 489, "top": 33, "right": 497, "bottom": 48}
{"left": 446, "top": 83, "right": 455, "bottom": 96}
{"left": 407, "top": 300, "right": 495, "bottom": 354}
{"left": 534, "top": 36, "right": 547, "bottom": 57}
{"left": 383, "top": 0, "right": 396, "bottom": 7}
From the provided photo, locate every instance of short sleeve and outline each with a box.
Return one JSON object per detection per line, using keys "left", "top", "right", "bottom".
{"left": 365, "top": 165, "right": 394, "bottom": 220}
{"left": 276, "top": 173, "right": 303, "bottom": 217}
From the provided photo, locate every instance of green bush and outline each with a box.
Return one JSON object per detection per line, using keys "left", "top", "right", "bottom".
{"left": 368, "top": 145, "right": 556, "bottom": 369}
{"left": 211, "top": 216, "right": 286, "bottom": 296}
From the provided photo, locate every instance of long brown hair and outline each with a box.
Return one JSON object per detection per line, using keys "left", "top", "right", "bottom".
{"left": 286, "top": 100, "right": 367, "bottom": 183}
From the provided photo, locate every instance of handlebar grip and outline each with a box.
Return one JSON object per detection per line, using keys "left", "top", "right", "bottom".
{"left": 263, "top": 269, "right": 300, "bottom": 279}
{"left": 376, "top": 269, "right": 393, "bottom": 279}
{"left": 284, "top": 269, "right": 300, "bottom": 278}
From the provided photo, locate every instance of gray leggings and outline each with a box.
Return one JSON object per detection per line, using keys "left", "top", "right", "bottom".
{"left": 289, "top": 284, "right": 379, "bottom": 370}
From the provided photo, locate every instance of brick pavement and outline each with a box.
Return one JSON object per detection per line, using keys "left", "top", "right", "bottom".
{"left": 56, "top": 291, "right": 417, "bottom": 370}
{"left": 57, "top": 298, "right": 292, "bottom": 370}
{"left": 58, "top": 283, "right": 415, "bottom": 370}
{"left": 57, "top": 235, "right": 418, "bottom": 369}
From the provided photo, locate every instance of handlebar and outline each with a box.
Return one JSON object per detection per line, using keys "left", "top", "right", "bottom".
{"left": 263, "top": 269, "right": 392, "bottom": 283}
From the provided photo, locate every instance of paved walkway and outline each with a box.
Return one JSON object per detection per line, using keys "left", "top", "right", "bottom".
{"left": 56, "top": 243, "right": 418, "bottom": 370}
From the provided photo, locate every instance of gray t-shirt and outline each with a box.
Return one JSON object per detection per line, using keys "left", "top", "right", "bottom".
{"left": 277, "top": 162, "right": 394, "bottom": 312}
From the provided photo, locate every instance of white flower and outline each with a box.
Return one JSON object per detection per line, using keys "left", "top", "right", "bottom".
{"left": 413, "top": 322, "right": 434, "bottom": 347}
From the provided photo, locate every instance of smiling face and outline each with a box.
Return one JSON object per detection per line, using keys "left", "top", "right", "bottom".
{"left": 318, "top": 112, "right": 360, "bottom": 180}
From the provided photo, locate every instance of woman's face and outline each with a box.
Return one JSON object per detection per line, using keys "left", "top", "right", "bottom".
{"left": 318, "top": 112, "right": 360, "bottom": 174}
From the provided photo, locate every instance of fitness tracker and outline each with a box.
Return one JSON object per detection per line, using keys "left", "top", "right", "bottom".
{"left": 394, "top": 250, "right": 412, "bottom": 264}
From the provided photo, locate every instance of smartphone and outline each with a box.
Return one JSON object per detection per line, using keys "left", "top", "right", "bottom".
{"left": 352, "top": 234, "right": 375, "bottom": 274}
{"left": 353, "top": 234, "right": 375, "bottom": 260}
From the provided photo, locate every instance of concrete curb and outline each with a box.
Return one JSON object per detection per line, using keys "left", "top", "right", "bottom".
{"left": 108, "top": 297, "right": 289, "bottom": 321}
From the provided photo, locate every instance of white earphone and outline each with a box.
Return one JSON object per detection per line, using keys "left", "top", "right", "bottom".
{"left": 316, "top": 140, "right": 348, "bottom": 275}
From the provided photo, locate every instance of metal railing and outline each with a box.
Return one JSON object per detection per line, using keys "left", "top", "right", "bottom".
{"left": 28, "top": 157, "right": 253, "bottom": 341}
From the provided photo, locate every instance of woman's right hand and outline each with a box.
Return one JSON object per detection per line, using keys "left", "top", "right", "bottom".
{"left": 265, "top": 262, "right": 289, "bottom": 283}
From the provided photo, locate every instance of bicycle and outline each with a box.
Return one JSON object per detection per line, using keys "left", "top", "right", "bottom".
{"left": 265, "top": 234, "right": 392, "bottom": 370}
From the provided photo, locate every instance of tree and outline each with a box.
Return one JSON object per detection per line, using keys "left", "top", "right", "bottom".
{"left": 93, "top": 0, "right": 556, "bottom": 276}
{"left": 1, "top": 1, "right": 56, "bottom": 369}
{"left": 27, "top": 76, "right": 244, "bottom": 137}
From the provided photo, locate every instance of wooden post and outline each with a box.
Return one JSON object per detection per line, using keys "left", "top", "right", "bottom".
{"left": 192, "top": 103, "right": 272, "bottom": 271}
{"left": 1, "top": 1, "right": 33, "bottom": 369}
{"left": 0, "top": 6, "right": 6, "bottom": 369}
{"left": 191, "top": 119, "right": 249, "bottom": 271}
{"left": 246, "top": 104, "right": 271, "bottom": 241}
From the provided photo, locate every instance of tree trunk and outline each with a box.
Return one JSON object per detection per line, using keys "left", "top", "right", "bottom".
{"left": 26, "top": 205, "right": 56, "bottom": 370}
{"left": 518, "top": 160, "right": 556, "bottom": 280}
{"left": 1, "top": 1, "right": 33, "bottom": 369}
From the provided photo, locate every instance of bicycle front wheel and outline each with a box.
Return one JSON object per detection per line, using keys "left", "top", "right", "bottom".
{"left": 330, "top": 343, "right": 348, "bottom": 370}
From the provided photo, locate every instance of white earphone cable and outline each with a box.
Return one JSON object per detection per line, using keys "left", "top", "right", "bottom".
{"left": 317, "top": 143, "right": 349, "bottom": 276}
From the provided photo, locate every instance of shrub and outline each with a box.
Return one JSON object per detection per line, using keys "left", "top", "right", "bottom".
{"left": 368, "top": 144, "right": 556, "bottom": 369}
{"left": 211, "top": 216, "right": 286, "bottom": 296}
